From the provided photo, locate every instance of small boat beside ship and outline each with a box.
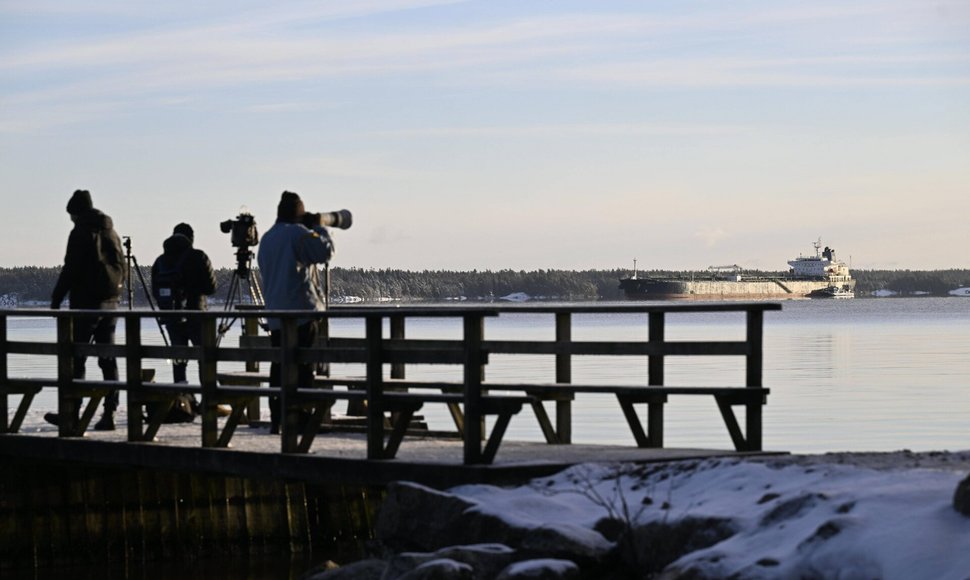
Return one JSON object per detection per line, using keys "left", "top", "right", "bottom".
{"left": 619, "top": 239, "right": 855, "bottom": 300}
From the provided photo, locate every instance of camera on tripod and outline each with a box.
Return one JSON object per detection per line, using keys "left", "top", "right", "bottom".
{"left": 303, "top": 209, "right": 353, "bottom": 230}
{"left": 220, "top": 211, "right": 259, "bottom": 248}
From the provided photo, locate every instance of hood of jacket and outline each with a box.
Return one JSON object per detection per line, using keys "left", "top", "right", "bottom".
{"left": 74, "top": 208, "right": 114, "bottom": 232}
{"left": 162, "top": 233, "right": 192, "bottom": 258}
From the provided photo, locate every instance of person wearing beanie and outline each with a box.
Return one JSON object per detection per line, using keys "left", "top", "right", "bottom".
{"left": 257, "top": 190, "right": 335, "bottom": 434}
{"left": 172, "top": 222, "right": 194, "bottom": 243}
{"left": 47, "top": 189, "right": 126, "bottom": 432}
{"left": 150, "top": 223, "right": 216, "bottom": 402}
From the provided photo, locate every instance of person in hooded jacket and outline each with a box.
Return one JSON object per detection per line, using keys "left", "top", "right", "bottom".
{"left": 46, "top": 189, "right": 126, "bottom": 431}
{"left": 151, "top": 223, "right": 217, "bottom": 385}
{"left": 257, "top": 191, "right": 334, "bottom": 434}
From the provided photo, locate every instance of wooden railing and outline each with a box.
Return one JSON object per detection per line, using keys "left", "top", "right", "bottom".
{"left": 0, "top": 303, "right": 780, "bottom": 464}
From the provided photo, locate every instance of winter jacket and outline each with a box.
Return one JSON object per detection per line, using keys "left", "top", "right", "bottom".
{"left": 51, "top": 208, "right": 124, "bottom": 308}
{"left": 150, "top": 233, "right": 217, "bottom": 311}
{"left": 256, "top": 220, "right": 334, "bottom": 330}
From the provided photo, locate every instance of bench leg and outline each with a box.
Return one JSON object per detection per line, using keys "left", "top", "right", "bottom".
{"left": 446, "top": 402, "right": 465, "bottom": 438}
{"left": 143, "top": 400, "right": 172, "bottom": 442}
{"left": 295, "top": 402, "right": 331, "bottom": 454}
{"left": 715, "top": 395, "right": 747, "bottom": 451}
{"left": 618, "top": 396, "right": 649, "bottom": 447}
{"left": 8, "top": 388, "right": 40, "bottom": 433}
{"left": 531, "top": 400, "right": 561, "bottom": 444}
{"left": 217, "top": 402, "right": 250, "bottom": 448}
{"left": 618, "top": 395, "right": 666, "bottom": 448}
{"left": 482, "top": 412, "right": 514, "bottom": 464}
{"left": 78, "top": 395, "right": 104, "bottom": 435}
{"left": 383, "top": 404, "right": 420, "bottom": 459}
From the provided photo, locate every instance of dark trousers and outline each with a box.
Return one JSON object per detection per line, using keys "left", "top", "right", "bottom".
{"left": 165, "top": 319, "right": 202, "bottom": 383}
{"left": 269, "top": 321, "right": 319, "bottom": 428}
{"left": 72, "top": 301, "right": 120, "bottom": 412}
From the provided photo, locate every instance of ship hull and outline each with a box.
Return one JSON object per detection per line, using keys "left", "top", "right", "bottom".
{"left": 619, "top": 278, "right": 850, "bottom": 300}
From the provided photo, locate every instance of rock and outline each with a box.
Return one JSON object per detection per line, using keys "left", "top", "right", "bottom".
{"left": 397, "top": 558, "right": 474, "bottom": 580}
{"left": 953, "top": 473, "right": 970, "bottom": 516}
{"left": 302, "top": 558, "right": 386, "bottom": 580}
{"left": 629, "top": 517, "right": 736, "bottom": 574}
{"left": 518, "top": 524, "right": 613, "bottom": 562}
{"left": 495, "top": 559, "right": 579, "bottom": 580}
{"left": 376, "top": 482, "right": 613, "bottom": 565}
{"left": 383, "top": 544, "right": 516, "bottom": 580}
{"left": 375, "top": 482, "right": 479, "bottom": 552}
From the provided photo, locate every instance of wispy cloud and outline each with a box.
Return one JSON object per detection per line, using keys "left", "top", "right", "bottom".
{"left": 370, "top": 122, "right": 752, "bottom": 138}
{"left": 3, "top": 0, "right": 967, "bottom": 133}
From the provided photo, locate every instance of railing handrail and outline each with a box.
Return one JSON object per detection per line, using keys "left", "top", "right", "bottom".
{"left": 3, "top": 302, "right": 781, "bottom": 319}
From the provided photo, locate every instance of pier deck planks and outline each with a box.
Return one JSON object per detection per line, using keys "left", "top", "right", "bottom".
{"left": 0, "top": 416, "right": 782, "bottom": 487}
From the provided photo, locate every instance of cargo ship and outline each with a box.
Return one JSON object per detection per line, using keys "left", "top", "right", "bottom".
{"left": 619, "top": 240, "right": 855, "bottom": 300}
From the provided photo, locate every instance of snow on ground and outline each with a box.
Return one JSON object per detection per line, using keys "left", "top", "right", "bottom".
{"left": 449, "top": 452, "right": 970, "bottom": 579}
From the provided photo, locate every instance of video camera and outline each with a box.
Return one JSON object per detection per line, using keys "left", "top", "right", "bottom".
{"left": 220, "top": 211, "right": 259, "bottom": 248}
{"left": 303, "top": 209, "right": 353, "bottom": 230}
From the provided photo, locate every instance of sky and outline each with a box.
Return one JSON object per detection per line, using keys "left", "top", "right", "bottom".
{"left": 1, "top": 0, "right": 969, "bottom": 272}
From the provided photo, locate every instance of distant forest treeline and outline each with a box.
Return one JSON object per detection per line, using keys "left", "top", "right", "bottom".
{"left": 1, "top": 266, "right": 969, "bottom": 306}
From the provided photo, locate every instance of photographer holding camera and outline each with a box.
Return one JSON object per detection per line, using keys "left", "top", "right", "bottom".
{"left": 257, "top": 191, "right": 338, "bottom": 434}
{"left": 151, "top": 223, "right": 217, "bottom": 387}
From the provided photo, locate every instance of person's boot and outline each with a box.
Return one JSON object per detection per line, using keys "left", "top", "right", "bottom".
{"left": 94, "top": 411, "right": 116, "bottom": 431}
{"left": 43, "top": 412, "right": 61, "bottom": 426}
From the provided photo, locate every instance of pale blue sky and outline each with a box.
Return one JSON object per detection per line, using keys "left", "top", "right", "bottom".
{"left": 2, "top": 0, "right": 968, "bottom": 271}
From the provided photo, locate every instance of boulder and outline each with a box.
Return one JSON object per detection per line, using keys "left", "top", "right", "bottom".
{"left": 953, "top": 473, "right": 970, "bottom": 516}
{"left": 376, "top": 482, "right": 479, "bottom": 552}
{"left": 383, "top": 544, "right": 516, "bottom": 580}
{"left": 397, "top": 558, "right": 474, "bottom": 580}
{"left": 376, "top": 482, "right": 613, "bottom": 565}
{"left": 495, "top": 559, "right": 579, "bottom": 580}
{"left": 302, "top": 558, "right": 385, "bottom": 580}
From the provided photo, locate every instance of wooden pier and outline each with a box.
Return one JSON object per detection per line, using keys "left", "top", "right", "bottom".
{"left": 1, "top": 303, "right": 782, "bottom": 472}
{"left": 1, "top": 303, "right": 779, "bottom": 470}
{"left": 0, "top": 303, "right": 780, "bottom": 570}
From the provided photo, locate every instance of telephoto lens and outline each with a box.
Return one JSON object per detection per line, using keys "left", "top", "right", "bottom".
{"left": 304, "top": 209, "right": 352, "bottom": 230}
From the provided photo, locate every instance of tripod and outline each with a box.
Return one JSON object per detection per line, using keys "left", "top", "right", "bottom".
{"left": 217, "top": 245, "right": 265, "bottom": 342}
{"left": 123, "top": 236, "right": 169, "bottom": 346}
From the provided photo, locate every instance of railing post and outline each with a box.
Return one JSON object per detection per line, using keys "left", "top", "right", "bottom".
{"left": 0, "top": 315, "right": 7, "bottom": 433}
{"left": 125, "top": 316, "right": 144, "bottom": 441}
{"left": 647, "top": 311, "right": 666, "bottom": 448}
{"left": 554, "top": 312, "right": 572, "bottom": 444}
{"left": 199, "top": 316, "right": 219, "bottom": 448}
{"left": 746, "top": 309, "right": 764, "bottom": 387}
{"left": 745, "top": 308, "right": 765, "bottom": 450}
{"left": 463, "top": 314, "right": 485, "bottom": 464}
{"left": 390, "top": 314, "right": 405, "bottom": 380}
{"left": 280, "top": 318, "right": 300, "bottom": 453}
{"left": 365, "top": 315, "right": 385, "bottom": 459}
{"left": 648, "top": 311, "right": 665, "bottom": 386}
{"left": 243, "top": 312, "right": 261, "bottom": 423}
{"left": 56, "top": 313, "right": 78, "bottom": 437}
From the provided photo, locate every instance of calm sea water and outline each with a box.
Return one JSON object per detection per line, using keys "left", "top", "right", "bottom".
{"left": 6, "top": 297, "right": 970, "bottom": 453}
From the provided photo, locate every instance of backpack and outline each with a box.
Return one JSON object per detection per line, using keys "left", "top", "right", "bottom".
{"left": 153, "top": 251, "right": 189, "bottom": 311}
{"left": 92, "top": 229, "right": 126, "bottom": 300}
{"left": 147, "top": 393, "right": 199, "bottom": 423}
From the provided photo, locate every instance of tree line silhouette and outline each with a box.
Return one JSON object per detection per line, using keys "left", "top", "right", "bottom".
{"left": 1, "top": 266, "right": 968, "bottom": 306}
